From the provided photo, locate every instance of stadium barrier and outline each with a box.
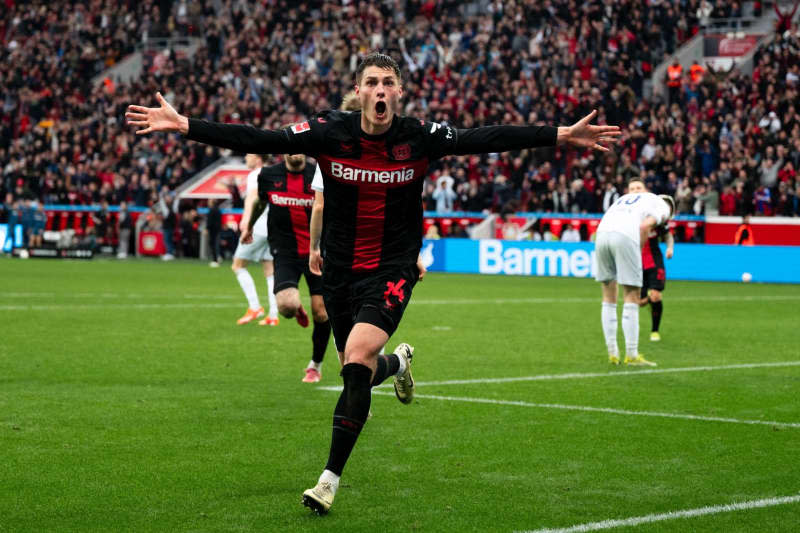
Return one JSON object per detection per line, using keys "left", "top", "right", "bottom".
{"left": 421, "top": 239, "right": 800, "bottom": 284}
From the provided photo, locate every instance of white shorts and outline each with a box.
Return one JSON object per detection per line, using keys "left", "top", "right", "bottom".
{"left": 594, "top": 231, "right": 642, "bottom": 287}
{"left": 234, "top": 233, "right": 273, "bottom": 262}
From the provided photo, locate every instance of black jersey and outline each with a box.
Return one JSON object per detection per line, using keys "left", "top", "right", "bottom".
{"left": 257, "top": 162, "right": 316, "bottom": 259}
{"left": 187, "top": 111, "right": 557, "bottom": 273}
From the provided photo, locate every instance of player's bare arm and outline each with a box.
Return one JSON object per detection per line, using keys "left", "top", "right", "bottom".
{"left": 416, "top": 254, "right": 426, "bottom": 281}
{"left": 239, "top": 189, "right": 265, "bottom": 244}
{"left": 665, "top": 231, "right": 675, "bottom": 259}
{"left": 640, "top": 216, "right": 657, "bottom": 247}
{"left": 309, "top": 190, "right": 324, "bottom": 275}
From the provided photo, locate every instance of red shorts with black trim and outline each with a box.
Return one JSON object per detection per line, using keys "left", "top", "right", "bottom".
{"left": 321, "top": 262, "right": 419, "bottom": 352}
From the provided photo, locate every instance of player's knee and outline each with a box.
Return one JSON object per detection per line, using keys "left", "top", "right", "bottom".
{"left": 344, "top": 349, "right": 373, "bottom": 368}
{"left": 278, "top": 302, "right": 297, "bottom": 318}
{"left": 649, "top": 290, "right": 662, "bottom": 302}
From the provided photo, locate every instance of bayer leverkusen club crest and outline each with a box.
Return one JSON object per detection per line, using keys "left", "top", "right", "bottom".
{"left": 392, "top": 144, "right": 411, "bottom": 161}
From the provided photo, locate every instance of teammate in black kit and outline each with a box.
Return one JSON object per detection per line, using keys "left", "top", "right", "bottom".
{"left": 628, "top": 180, "right": 674, "bottom": 342}
{"left": 126, "top": 52, "right": 621, "bottom": 515}
{"left": 239, "top": 152, "right": 332, "bottom": 383}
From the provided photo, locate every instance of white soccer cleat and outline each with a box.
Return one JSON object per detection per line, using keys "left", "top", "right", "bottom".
{"left": 302, "top": 481, "right": 336, "bottom": 515}
{"left": 393, "top": 343, "right": 415, "bottom": 404}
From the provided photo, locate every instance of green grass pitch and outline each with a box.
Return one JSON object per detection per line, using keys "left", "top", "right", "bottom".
{"left": 1, "top": 258, "right": 799, "bottom": 532}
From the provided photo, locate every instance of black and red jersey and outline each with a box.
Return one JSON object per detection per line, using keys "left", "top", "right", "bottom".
{"left": 187, "top": 111, "right": 557, "bottom": 273}
{"left": 642, "top": 224, "right": 670, "bottom": 270}
{"left": 257, "top": 162, "right": 316, "bottom": 259}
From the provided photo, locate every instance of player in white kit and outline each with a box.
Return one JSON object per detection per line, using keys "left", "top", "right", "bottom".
{"left": 232, "top": 153, "right": 279, "bottom": 326}
{"left": 595, "top": 191, "right": 674, "bottom": 366}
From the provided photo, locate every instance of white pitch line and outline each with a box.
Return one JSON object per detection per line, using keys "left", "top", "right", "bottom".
{"left": 313, "top": 361, "right": 800, "bottom": 390}
{"left": 366, "top": 390, "right": 800, "bottom": 428}
{"left": 409, "top": 295, "right": 800, "bottom": 305}
{"left": 518, "top": 493, "right": 800, "bottom": 533}
{"left": 390, "top": 361, "right": 800, "bottom": 388}
{"left": 2, "top": 293, "right": 800, "bottom": 306}
{"left": 0, "top": 302, "right": 245, "bottom": 311}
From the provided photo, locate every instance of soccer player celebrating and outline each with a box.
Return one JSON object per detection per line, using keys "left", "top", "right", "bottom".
{"left": 595, "top": 185, "right": 675, "bottom": 366}
{"left": 126, "top": 52, "right": 620, "bottom": 514}
{"left": 628, "top": 180, "right": 674, "bottom": 342}
{"left": 239, "top": 150, "right": 329, "bottom": 383}
{"left": 231, "top": 153, "right": 279, "bottom": 326}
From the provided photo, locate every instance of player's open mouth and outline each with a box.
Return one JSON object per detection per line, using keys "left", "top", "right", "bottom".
{"left": 375, "top": 101, "right": 387, "bottom": 119}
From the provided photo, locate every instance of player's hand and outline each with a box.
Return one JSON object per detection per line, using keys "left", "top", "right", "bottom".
{"left": 309, "top": 248, "right": 323, "bottom": 275}
{"left": 416, "top": 255, "right": 426, "bottom": 281}
{"left": 239, "top": 226, "right": 253, "bottom": 244}
{"left": 559, "top": 110, "right": 622, "bottom": 152}
{"left": 126, "top": 92, "right": 189, "bottom": 135}
{"left": 666, "top": 248, "right": 674, "bottom": 259}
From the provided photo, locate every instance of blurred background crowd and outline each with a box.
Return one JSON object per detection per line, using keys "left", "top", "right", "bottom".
{"left": 2, "top": 0, "right": 800, "bottom": 252}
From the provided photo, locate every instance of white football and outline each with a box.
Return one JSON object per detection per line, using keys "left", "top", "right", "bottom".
{"left": 741, "top": 272, "right": 752, "bottom": 283}
{"left": 19, "top": 249, "right": 29, "bottom": 259}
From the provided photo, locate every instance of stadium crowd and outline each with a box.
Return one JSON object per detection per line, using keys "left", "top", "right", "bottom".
{"left": 2, "top": 0, "right": 800, "bottom": 250}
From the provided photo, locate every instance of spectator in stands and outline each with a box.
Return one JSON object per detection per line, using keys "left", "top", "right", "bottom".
{"left": 666, "top": 58, "right": 683, "bottom": 104}
{"left": 206, "top": 199, "right": 222, "bottom": 267}
{"left": 775, "top": 0, "right": 800, "bottom": 35}
{"left": 29, "top": 202, "right": 46, "bottom": 248}
{"left": 734, "top": 215, "right": 755, "bottom": 245}
{"left": 117, "top": 201, "right": 133, "bottom": 259}
{"left": 3, "top": 0, "right": 798, "bottom": 239}
{"left": 159, "top": 190, "right": 177, "bottom": 261}
{"left": 92, "top": 201, "right": 110, "bottom": 247}
{"left": 560, "top": 224, "right": 580, "bottom": 242}
{"left": 20, "top": 198, "right": 34, "bottom": 246}
{"left": 720, "top": 185, "right": 737, "bottom": 216}
{"left": 432, "top": 176, "right": 457, "bottom": 213}
{"left": 180, "top": 208, "right": 201, "bottom": 258}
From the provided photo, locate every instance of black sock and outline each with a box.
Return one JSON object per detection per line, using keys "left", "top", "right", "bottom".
{"left": 312, "top": 319, "right": 331, "bottom": 364}
{"left": 325, "top": 363, "right": 372, "bottom": 476}
{"left": 370, "top": 354, "right": 400, "bottom": 387}
{"left": 651, "top": 300, "right": 663, "bottom": 332}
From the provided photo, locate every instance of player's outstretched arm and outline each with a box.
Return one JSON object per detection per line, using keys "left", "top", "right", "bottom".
{"left": 126, "top": 92, "right": 301, "bottom": 154}
{"left": 665, "top": 231, "right": 675, "bottom": 259}
{"left": 309, "top": 191, "right": 324, "bottom": 275}
{"left": 556, "top": 110, "right": 622, "bottom": 153}
{"left": 443, "top": 110, "right": 621, "bottom": 157}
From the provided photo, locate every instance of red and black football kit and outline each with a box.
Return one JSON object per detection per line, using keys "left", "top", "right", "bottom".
{"left": 257, "top": 162, "right": 322, "bottom": 295}
{"left": 187, "top": 111, "right": 557, "bottom": 349}
{"left": 640, "top": 224, "right": 669, "bottom": 298}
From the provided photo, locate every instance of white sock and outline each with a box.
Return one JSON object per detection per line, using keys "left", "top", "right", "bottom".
{"left": 266, "top": 275, "right": 278, "bottom": 318}
{"left": 319, "top": 469, "right": 340, "bottom": 490}
{"left": 601, "top": 302, "right": 619, "bottom": 356}
{"left": 235, "top": 268, "right": 260, "bottom": 310}
{"left": 396, "top": 351, "right": 407, "bottom": 375}
{"left": 622, "top": 303, "right": 640, "bottom": 357}
{"left": 307, "top": 360, "right": 321, "bottom": 371}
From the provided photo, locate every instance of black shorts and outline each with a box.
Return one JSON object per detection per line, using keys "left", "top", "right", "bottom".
{"left": 322, "top": 262, "right": 419, "bottom": 352}
{"left": 273, "top": 254, "right": 323, "bottom": 295}
{"left": 641, "top": 266, "right": 666, "bottom": 298}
